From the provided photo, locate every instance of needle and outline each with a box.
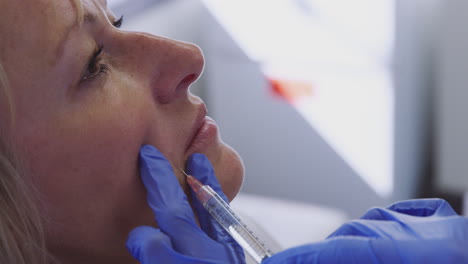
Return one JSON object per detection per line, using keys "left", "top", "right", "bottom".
{"left": 178, "top": 167, "right": 189, "bottom": 177}
{"left": 179, "top": 166, "right": 273, "bottom": 263}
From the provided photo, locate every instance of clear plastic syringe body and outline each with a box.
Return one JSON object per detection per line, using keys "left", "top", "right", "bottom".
{"left": 187, "top": 175, "right": 273, "bottom": 263}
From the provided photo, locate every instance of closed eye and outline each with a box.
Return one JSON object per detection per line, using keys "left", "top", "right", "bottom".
{"left": 113, "top": 15, "right": 124, "bottom": 28}
{"left": 80, "top": 45, "right": 109, "bottom": 83}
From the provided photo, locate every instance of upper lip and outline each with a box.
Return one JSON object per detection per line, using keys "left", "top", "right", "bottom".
{"left": 185, "top": 103, "right": 208, "bottom": 152}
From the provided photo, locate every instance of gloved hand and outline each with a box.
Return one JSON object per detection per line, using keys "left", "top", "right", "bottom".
{"left": 264, "top": 198, "right": 468, "bottom": 264}
{"left": 126, "top": 145, "right": 245, "bottom": 264}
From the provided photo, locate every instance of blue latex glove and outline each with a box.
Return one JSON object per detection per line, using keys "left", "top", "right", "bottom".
{"left": 264, "top": 198, "right": 468, "bottom": 264}
{"left": 126, "top": 145, "right": 245, "bottom": 264}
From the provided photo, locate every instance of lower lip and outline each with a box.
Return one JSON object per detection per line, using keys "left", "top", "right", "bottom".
{"left": 186, "top": 116, "right": 219, "bottom": 154}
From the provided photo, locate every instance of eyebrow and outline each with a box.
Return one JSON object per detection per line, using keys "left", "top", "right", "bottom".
{"left": 84, "top": 12, "right": 97, "bottom": 24}
{"left": 53, "top": 10, "right": 98, "bottom": 66}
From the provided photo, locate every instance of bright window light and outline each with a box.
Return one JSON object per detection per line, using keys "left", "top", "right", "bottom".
{"left": 108, "top": 0, "right": 129, "bottom": 7}
{"left": 202, "top": 0, "right": 395, "bottom": 197}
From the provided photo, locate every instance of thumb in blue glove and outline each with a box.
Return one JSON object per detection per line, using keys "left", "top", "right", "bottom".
{"left": 263, "top": 199, "right": 468, "bottom": 264}
{"left": 126, "top": 145, "right": 245, "bottom": 264}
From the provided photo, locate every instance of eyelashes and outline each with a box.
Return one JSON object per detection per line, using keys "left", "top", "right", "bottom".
{"left": 113, "top": 15, "right": 124, "bottom": 28}
{"left": 79, "top": 15, "right": 124, "bottom": 85}
{"left": 80, "top": 45, "right": 109, "bottom": 83}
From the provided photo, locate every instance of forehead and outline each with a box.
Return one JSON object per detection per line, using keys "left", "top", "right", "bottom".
{"left": 0, "top": 0, "right": 114, "bottom": 96}
{"left": 0, "top": 0, "right": 75, "bottom": 64}
{"left": 0, "top": 0, "right": 107, "bottom": 64}
{"left": 0, "top": 0, "right": 78, "bottom": 37}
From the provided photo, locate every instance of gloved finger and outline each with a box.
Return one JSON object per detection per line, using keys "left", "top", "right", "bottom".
{"left": 360, "top": 207, "right": 398, "bottom": 221}
{"left": 326, "top": 219, "right": 382, "bottom": 239}
{"left": 386, "top": 198, "right": 457, "bottom": 217}
{"left": 326, "top": 219, "right": 416, "bottom": 240}
{"left": 358, "top": 199, "right": 458, "bottom": 224}
{"left": 265, "top": 237, "right": 468, "bottom": 264}
{"left": 186, "top": 153, "right": 229, "bottom": 202}
{"left": 126, "top": 226, "right": 218, "bottom": 264}
{"left": 263, "top": 237, "right": 403, "bottom": 264}
{"left": 186, "top": 153, "right": 232, "bottom": 241}
{"left": 392, "top": 239, "right": 468, "bottom": 264}
{"left": 186, "top": 153, "right": 246, "bottom": 263}
{"left": 187, "top": 153, "right": 245, "bottom": 263}
{"left": 139, "top": 145, "right": 208, "bottom": 253}
{"left": 126, "top": 226, "right": 173, "bottom": 262}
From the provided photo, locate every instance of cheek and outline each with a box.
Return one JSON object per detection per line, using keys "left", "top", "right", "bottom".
{"left": 14, "top": 89, "right": 154, "bottom": 227}
{"left": 27, "top": 118, "right": 142, "bottom": 211}
{"left": 210, "top": 144, "right": 245, "bottom": 201}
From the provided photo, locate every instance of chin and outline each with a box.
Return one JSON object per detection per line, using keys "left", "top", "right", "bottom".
{"left": 209, "top": 143, "right": 244, "bottom": 201}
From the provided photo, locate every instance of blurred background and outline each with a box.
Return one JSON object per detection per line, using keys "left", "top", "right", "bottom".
{"left": 109, "top": 0, "right": 468, "bottom": 253}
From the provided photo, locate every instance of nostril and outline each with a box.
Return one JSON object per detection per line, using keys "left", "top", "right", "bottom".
{"left": 182, "top": 74, "right": 197, "bottom": 86}
{"left": 176, "top": 73, "right": 198, "bottom": 91}
{"left": 155, "top": 74, "right": 199, "bottom": 104}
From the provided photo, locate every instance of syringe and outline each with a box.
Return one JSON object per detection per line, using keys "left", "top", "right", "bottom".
{"left": 181, "top": 169, "right": 273, "bottom": 263}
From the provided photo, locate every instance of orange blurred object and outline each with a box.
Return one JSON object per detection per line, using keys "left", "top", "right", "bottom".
{"left": 269, "top": 77, "right": 314, "bottom": 103}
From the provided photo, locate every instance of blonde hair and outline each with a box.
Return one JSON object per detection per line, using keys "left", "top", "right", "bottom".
{"left": 0, "top": 63, "right": 14, "bottom": 124}
{"left": 0, "top": 136, "right": 48, "bottom": 264}
{"left": 0, "top": 0, "right": 84, "bottom": 262}
{"left": 0, "top": 63, "right": 48, "bottom": 264}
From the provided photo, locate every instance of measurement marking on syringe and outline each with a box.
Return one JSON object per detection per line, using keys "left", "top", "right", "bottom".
{"left": 186, "top": 173, "right": 273, "bottom": 263}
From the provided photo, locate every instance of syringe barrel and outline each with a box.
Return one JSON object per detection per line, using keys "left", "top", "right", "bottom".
{"left": 200, "top": 186, "right": 273, "bottom": 263}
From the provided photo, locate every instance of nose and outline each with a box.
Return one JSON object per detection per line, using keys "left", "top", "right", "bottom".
{"left": 125, "top": 32, "right": 205, "bottom": 104}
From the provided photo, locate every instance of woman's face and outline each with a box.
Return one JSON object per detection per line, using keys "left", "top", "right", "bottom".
{"left": 0, "top": 0, "right": 244, "bottom": 262}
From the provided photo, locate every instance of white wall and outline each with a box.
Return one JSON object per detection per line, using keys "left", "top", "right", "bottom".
{"left": 393, "top": 0, "right": 442, "bottom": 200}
{"left": 436, "top": 0, "right": 468, "bottom": 192}
{"left": 122, "top": 0, "right": 446, "bottom": 217}
{"left": 199, "top": 14, "right": 388, "bottom": 218}
{"left": 123, "top": 0, "right": 388, "bottom": 217}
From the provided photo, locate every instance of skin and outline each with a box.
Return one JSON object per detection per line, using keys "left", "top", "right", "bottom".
{"left": 0, "top": 0, "right": 244, "bottom": 263}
